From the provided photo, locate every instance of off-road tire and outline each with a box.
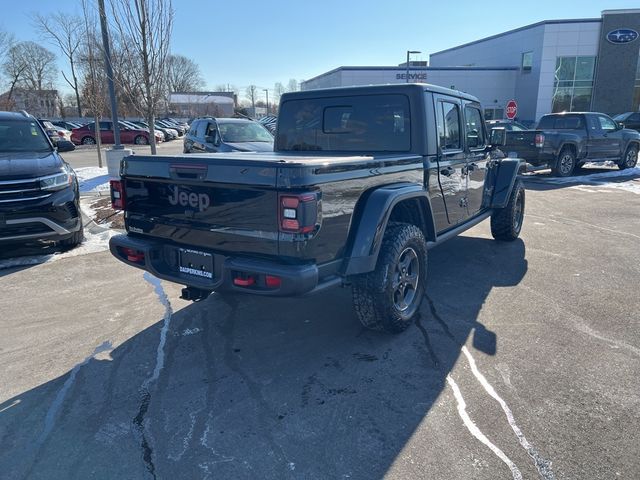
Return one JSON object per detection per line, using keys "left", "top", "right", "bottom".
{"left": 134, "top": 135, "right": 149, "bottom": 145}
{"left": 552, "top": 147, "right": 576, "bottom": 177}
{"left": 618, "top": 144, "right": 638, "bottom": 170}
{"left": 59, "top": 226, "right": 84, "bottom": 249}
{"left": 352, "top": 222, "right": 427, "bottom": 333}
{"left": 81, "top": 136, "right": 96, "bottom": 145}
{"left": 491, "top": 180, "right": 525, "bottom": 241}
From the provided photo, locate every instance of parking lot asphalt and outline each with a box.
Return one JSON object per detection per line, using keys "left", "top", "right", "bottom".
{"left": 0, "top": 170, "right": 639, "bottom": 479}
{"left": 60, "top": 140, "right": 186, "bottom": 169}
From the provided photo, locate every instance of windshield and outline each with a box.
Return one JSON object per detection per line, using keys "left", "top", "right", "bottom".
{"left": 0, "top": 119, "right": 52, "bottom": 152}
{"left": 613, "top": 113, "right": 630, "bottom": 121}
{"left": 218, "top": 122, "right": 273, "bottom": 143}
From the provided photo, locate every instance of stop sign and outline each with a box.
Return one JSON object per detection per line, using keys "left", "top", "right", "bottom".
{"left": 506, "top": 100, "right": 518, "bottom": 119}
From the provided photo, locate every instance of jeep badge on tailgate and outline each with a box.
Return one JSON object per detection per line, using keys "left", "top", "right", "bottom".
{"left": 168, "top": 185, "right": 211, "bottom": 212}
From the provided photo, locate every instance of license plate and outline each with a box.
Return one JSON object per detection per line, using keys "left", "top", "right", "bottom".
{"left": 179, "top": 248, "right": 213, "bottom": 279}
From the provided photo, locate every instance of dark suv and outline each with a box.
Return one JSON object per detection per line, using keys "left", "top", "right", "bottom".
{"left": 0, "top": 111, "right": 82, "bottom": 247}
{"left": 183, "top": 117, "right": 274, "bottom": 153}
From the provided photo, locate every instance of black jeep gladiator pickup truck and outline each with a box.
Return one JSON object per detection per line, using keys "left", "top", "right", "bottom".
{"left": 500, "top": 112, "right": 639, "bottom": 177}
{"left": 109, "top": 84, "right": 525, "bottom": 333}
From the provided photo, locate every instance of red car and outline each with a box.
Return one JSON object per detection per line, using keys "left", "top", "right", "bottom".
{"left": 71, "top": 120, "right": 162, "bottom": 146}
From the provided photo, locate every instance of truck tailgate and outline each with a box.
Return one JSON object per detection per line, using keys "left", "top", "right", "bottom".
{"left": 504, "top": 130, "right": 541, "bottom": 160}
{"left": 122, "top": 155, "right": 279, "bottom": 256}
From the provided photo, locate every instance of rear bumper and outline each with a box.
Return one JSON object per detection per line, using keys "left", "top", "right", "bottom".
{"left": 109, "top": 234, "right": 323, "bottom": 297}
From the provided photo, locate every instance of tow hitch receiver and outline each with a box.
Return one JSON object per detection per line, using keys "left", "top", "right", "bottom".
{"left": 180, "top": 286, "right": 212, "bottom": 302}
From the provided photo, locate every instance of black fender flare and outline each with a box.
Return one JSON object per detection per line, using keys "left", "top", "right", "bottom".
{"left": 488, "top": 158, "right": 523, "bottom": 209}
{"left": 342, "top": 184, "right": 436, "bottom": 276}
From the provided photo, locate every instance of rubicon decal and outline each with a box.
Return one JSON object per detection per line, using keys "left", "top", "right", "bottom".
{"left": 168, "top": 186, "right": 211, "bottom": 211}
{"left": 606, "top": 29, "right": 638, "bottom": 44}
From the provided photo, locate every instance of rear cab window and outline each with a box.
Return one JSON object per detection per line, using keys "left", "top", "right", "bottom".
{"left": 276, "top": 94, "right": 411, "bottom": 152}
{"left": 537, "top": 115, "right": 585, "bottom": 130}
{"left": 464, "top": 105, "right": 486, "bottom": 149}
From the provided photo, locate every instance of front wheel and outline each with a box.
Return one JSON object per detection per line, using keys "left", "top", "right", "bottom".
{"left": 81, "top": 136, "right": 96, "bottom": 145}
{"left": 618, "top": 144, "right": 638, "bottom": 170}
{"left": 134, "top": 135, "right": 149, "bottom": 145}
{"left": 491, "top": 180, "right": 525, "bottom": 241}
{"left": 351, "top": 222, "right": 427, "bottom": 333}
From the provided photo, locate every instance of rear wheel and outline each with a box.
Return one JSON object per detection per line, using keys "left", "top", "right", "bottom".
{"left": 618, "top": 144, "right": 638, "bottom": 170}
{"left": 552, "top": 147, "right": 576, "bottom": 177}
{"left": 134, "top": 135, "right": 148, "bottom": 145}
{"left": 81, "top": 136, "right": 96, "bottom": 145}
{"left": 352, "top": 222, "right": 427, "bottom": 333}
{"left": 491, "top": 180, "right": 525, "bottom": 241}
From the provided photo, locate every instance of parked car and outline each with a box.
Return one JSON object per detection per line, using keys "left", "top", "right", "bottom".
{"left": 159, "top": 117, "right": 189, "bottom": 129}
{"left": 71, "top": 120, "right": 162, "bottom": 146}
{"left": 37, "top": 119, "right": 71, "bottom": 143}
{"left": 52, "top": 121, "right": 84, "bottom": 131}
{"left": 110, "top": 83, "right": 522, "bottom": 334}
{"left": 501, "top": 112, "right": 640, "bottom": 176}
{"left": 613, "top": 112, "right": 640, "bottom": 132}
{"left": 157, "top": 119, "right": 186, "bottom": 136}
{"left": 121, "top": 120, "right": 165, "bottom": 142}
{"left": 183, "top": 117, "right": 274, "bottom": 153}
{"left": 131, "top": 120, "right": 178, "bottom": 141}
{"left": 0, "top": 111, "right": 82, "bottom": 247}
{"left": 486, "top": 119, "right": 529, "bottom": 131}
{"left": 258, "top": 114, "right": 278, "bottom": 134}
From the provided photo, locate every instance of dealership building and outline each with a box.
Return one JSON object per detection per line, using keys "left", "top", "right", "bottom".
{"left": 300, "top": 9, "right": 640, "bottom": 124}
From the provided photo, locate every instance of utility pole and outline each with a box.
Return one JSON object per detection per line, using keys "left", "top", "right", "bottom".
{"left": 98, "top": 0, "right": 122, "bottom": 149}
{"left": 406, "top": 50, "right": 421, "bottom": 83}
{"left": 263, "top": 89, "right": 269, "bottom": 115}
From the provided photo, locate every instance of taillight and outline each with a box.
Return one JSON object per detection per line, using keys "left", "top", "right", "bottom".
{"left": 535, "top": 133, "right": 545, "bottom": 148}
{"left": 110, "top": 180, "right": 125, "bottom": 210}
{"left": 279, "top": 192, "right": 320, "bottom": 233}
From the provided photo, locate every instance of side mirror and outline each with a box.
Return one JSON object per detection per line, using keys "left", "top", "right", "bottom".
{"left": 617, "top": 121, "right": 625, "bottom": 130}
{"left": 490, "top": 127, "right": 507, "bottom": 148}
{"left": 56, "top": 140, "right": 76, "bottom": 152}
{"left": 467, "top": 130, "right": 479, "bottom": 148}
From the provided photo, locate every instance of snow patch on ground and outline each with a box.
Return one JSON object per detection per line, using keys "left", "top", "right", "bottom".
{"left": 526, "top": 165, "right": 640, "bottom": 194}
{"left": 75, "top": 166, "right": 111, "bottom": 194}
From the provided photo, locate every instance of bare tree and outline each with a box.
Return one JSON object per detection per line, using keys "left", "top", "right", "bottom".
{"left": 286, "top": 78, "right": 299, "bottom": 93}
{"left": 273, "top": 81, "right": 285, "bottom": 107}
{"left": 246, "top": 84, "right": 257, "bottom": 109}
{"left": 0, "top": 28, "right": 14, "bottom": 60}
{"left": 166, "top": 54, "right": 204, "bottom": 92}
{"left": 19, "top": 41, "right": 58, "bottom": 91}
{"left": 33, "top": 13, "right": 84, "bottom": 117}
{"left": 79, "top": 0, "right": 106, "bottom": 167}
{"left": 1, "top": 44, "right": 28, "bottom": 109}
{"left": 108, "top": 0, "right": 174, "bottom": 155}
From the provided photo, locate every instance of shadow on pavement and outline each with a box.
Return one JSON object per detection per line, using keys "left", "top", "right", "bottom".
{"left": 0, "top": 236, "right": 527, "bottom": 479}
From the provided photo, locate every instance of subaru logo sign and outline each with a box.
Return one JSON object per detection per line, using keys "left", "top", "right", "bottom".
{"left": 606, "top": 29, "right": 639, "bottom": 44}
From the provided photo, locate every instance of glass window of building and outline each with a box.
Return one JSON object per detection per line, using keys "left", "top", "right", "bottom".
{"left": 552, "top": 56, "right": 596, "bottom": 113}
{"left": 522, "top": 52, "right": 533, "bottom": 72}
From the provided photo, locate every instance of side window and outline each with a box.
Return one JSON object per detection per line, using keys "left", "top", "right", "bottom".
{"left": 99, "top": 121, "right": 111, "bottom": 131}
{"left": 196, "top": 121, "right": 207, "bottom": 139}
{"left": 436, "top": 101, "right": 461, "bottom": 151}
{"left": 205, "top": 122, "right": 217, "bottom": 137}
{"left": 189, "top": 121, "right": 199, "bottom": 136}
{"left": 629, "top": 113, "right": 640, "bottom": 122}
{"left": 598, "top": 115, "right": 617, "bottom": 132}
{"left": 464, "top": 106, "right": 485, "bottom": 149}
{"left": 586, "top": 115, "right": 600, "bottom": 132}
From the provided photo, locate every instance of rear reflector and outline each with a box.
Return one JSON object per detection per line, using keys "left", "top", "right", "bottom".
{"left": 534, "top": 133, "right": 545, "bottom": 148}
{"left": 233, "top": 276, "right": 255, "bottom": 287}
{"left": 265, "top": 275, "right": 282, "bottom": 288}
{"left": 118, "top": 246, "right": 144, "bottom": 263}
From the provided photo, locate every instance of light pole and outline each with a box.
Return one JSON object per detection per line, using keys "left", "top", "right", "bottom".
{"left": 406, "top": 50, "right": 421, "bottom": 83}
{"left": 98, "top": 0, "right": 122, "bottom": 149}
{"left": 263, "top": 89, "right": 269, "bottom": 115}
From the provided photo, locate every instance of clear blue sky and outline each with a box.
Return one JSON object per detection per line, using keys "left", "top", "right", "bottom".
{"left": 2, "top": 0, "right": 639, "bottom": 99}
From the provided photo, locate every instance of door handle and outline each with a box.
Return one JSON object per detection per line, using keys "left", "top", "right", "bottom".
{"left": 440, "top": 166, "right": 454, "bottom": 177}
